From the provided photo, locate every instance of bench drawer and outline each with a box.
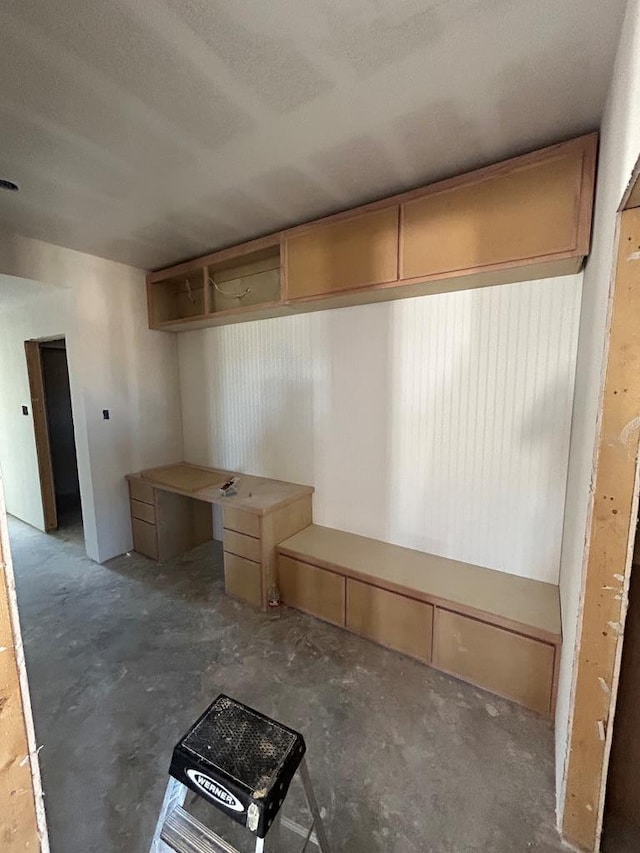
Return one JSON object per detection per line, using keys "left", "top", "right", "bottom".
{"left": 223, "top": 507, "right": 260, "bottom": 538}
{"left": 224, "top": 553, "right": 262, "bottom": 608}
{"left": 129, "top": 479, "right": 155, "bottom": 505}
{"left": 278, "top": 556, "right": 345, "bottom": 627}
{"left": 132, "top": 518, "right": 158, "bottom": 560}
{"left": 347, "top": 579, "right": 433, "bottom": 663}
{"left": 130, "top": 498, "right": 155, "bottom": 524}
{"left": 434, "top": 610, "right": 555, "bottom": 715}
{"left": 223, "top": 529, "right": 261, "bottom": 563}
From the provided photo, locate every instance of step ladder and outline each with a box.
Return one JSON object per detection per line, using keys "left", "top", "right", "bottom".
{"left": 151, "top": 694, "right": 333, "bottom": 853}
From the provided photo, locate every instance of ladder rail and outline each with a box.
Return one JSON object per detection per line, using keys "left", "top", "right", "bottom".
{"left": 161, "top": 807, "right": 238, "bottom": 853}
{"left": 299, "top": 760, "right": 332, "bottom": 853}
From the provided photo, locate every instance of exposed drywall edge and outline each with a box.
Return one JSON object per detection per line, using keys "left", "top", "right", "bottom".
{"left": 561, "top": 208, "right": 640, "bottom": 850}
{"left": 557, "top": 214, "right": 619, "bottom": 824}
{"left": 0, "top": 475, "right": 49, "bottom": 851}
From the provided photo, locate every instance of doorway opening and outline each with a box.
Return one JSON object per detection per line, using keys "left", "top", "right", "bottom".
{"left": 24, "top": 337, "right": 82, "bottom": 536}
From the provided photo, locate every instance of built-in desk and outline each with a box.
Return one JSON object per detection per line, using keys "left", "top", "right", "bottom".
{"left": 126, "top": 463, "right": 313, "bottom": 610}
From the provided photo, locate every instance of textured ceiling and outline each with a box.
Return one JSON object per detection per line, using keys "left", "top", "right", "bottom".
{"left": 0, "top": 0, "right": 627, "bottom": 270}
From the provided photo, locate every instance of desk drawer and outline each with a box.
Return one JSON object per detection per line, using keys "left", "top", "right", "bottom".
{"left": 129, "top": 479, "right": 155, "bottom": 505}
{"left": 278, "top": 556, "right": 345, "bottom": 627}
{"left": 224, "top": 553, "right": 262, "bottom": 608}
{"left": 223, "top": 529, "right": 261, "bottom": 562}
{"left": 132, "top": 518, "right": 158, "bottom": 560}
{"left": 347, "top": 579, "right": 433, "bottom": 663}
{"left": 223, "top": 507, "right": 260, "bottom": 538}
{"left": 131, "top": 499, "right": 155, "bottom": 525}
{"left": 434, "top": 609, "right": 555, "bottom": 715}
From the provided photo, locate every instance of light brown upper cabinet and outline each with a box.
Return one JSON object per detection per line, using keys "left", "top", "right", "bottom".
{"left": 147, "top": 235, "right": 283, "bottom": 331}
{"left": 283, "top": 206, "right": 399, "bottom": 300}
{"left": 150, "top": 267, "right": 207, "bottom": 326}
{"left": 146, "top": 134, "right": 597, "bottom": 332}
{"left": 400, "top": 135, "right": 596, "bottom": 282}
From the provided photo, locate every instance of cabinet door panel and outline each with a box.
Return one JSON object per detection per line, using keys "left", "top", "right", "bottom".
{"left": 223, "top": 507, "right": 260, "bottom": 538}
{"left": 130, "top": 499, "right": 155, "bottom": 524}
{"left": 223, "top": 529, "right": 261, "bottom": 562}
{"left": 434, "top": 609, "right": 555, "bottom": 715}
{"left": 347, "top": 579, "right": 432, "bottom": 662}
{"left": 224, "top": 553, "right": 262, "bottom": 608}
{"left": 132, "top": 518, "right": 158, "bottom": 560}
{"left": 129, "top": 479, "right": 155, "bottom": 505}
{"left": 401, "top": 151, "right": 584, "bottom": 280}
{"left": 286, "top": 207, "right": 399, "bottom": 300}
{"left": 278, "top": 556, "right": 345, "bottom": 626}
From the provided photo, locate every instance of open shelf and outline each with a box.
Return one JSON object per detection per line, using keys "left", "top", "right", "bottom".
{"left": 207, "top": 246, "right": 281, "bottom": 315}
{"left": 151, "top": 268, "right": 206, "bottom": 324}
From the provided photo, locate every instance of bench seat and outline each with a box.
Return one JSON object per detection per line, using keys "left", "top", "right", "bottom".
{"left": 276, "top": 525, "right": 561, "bottom": 716}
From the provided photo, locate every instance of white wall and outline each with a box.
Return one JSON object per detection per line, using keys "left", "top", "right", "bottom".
{"left": 556, "top": 0, "right": 640, "bottom": 824}
{"left": 179, "top": 274, "right": 582, "bottom": 583}
{"left": 0, "top": 233, "right": 183, "bottom": 563}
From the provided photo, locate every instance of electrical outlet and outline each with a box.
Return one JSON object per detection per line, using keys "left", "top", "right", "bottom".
{"left": 103, "top": 409, "right": 110, "bottom": 420}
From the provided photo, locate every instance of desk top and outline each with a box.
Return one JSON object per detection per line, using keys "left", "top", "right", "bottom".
{"left": 127, "top": 462, "right": 314, "bottom": 516}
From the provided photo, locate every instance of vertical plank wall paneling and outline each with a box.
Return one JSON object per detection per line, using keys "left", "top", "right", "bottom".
{"left": 178, "top": 275, "right": 582, "bottom": 583}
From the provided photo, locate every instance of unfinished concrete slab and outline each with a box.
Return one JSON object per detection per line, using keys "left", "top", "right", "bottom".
{"left": 9, "top": 515, "right": 564, "bottom": 852}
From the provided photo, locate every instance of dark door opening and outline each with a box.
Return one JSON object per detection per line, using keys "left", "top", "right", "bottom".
{"left": 41, "top": 340, "right": 81, "bottom": 526}
{"left": 25, "top": 338, "right": 81, "bottom": 533}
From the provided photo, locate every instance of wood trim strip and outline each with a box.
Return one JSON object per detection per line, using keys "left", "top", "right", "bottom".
{"left": 24, "top": 341, "right": 57, "bottom": 531}
{"left": 550, "top": 643, "right": 561, "bottom": 718}
{"left": 279, "top": 233, "right": 289, "bottom": 302}
{"left": 575, "top": 135, "right": 599, "bottom": 253}
{"left": 154, "top": 300, "right": 283, "bottom": 329}
{"left": 561, "top": 207, "right": 640, "bottom": 851}
{"left": 202, "top": 266, "right": 211, "bottom": 315}
{"left": 277, "top": 549, "right": 561, "bottom": 647}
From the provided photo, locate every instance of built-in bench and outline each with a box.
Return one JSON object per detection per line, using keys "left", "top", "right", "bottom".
{"left": 276, "top": 525, "right": 561, "bottom": 717}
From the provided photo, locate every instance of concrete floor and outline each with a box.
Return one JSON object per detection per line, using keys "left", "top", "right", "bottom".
{"left": 9, "top": 513, "right": 566, "bottom": 853}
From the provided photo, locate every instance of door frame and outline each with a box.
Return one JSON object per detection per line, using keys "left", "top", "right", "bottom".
{"left": 561, "top": 160, "right": 640, "bottom": 849}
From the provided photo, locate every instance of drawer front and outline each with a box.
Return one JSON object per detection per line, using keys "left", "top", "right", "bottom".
{"left": 132, "top": 518, "right": 158, "bottom": 560}
{"left": 130, "top": 498, "right": 156, "bottom": 524}
{"left": 223, "top": 529, "right": 261, "bottom": 563}
{"left": 286, "top": 207, "right": 399, "bottom": 299}
{"left": 434, "top": 610, "right": 555, "bottom": 715}
{"left": 224, "top": 553, "right": 262, "bottom": 608}
{"left": 346, "top": 579, "right": 433, "bottom": 663}
{"left": 129, "top": 478, "right": 155, "bottom": 505}
{"left": 278, "top": 556, "right": 345, "bottom": 627}
{"left": 223, "top": 507, "right": 260, "bottom": 538}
